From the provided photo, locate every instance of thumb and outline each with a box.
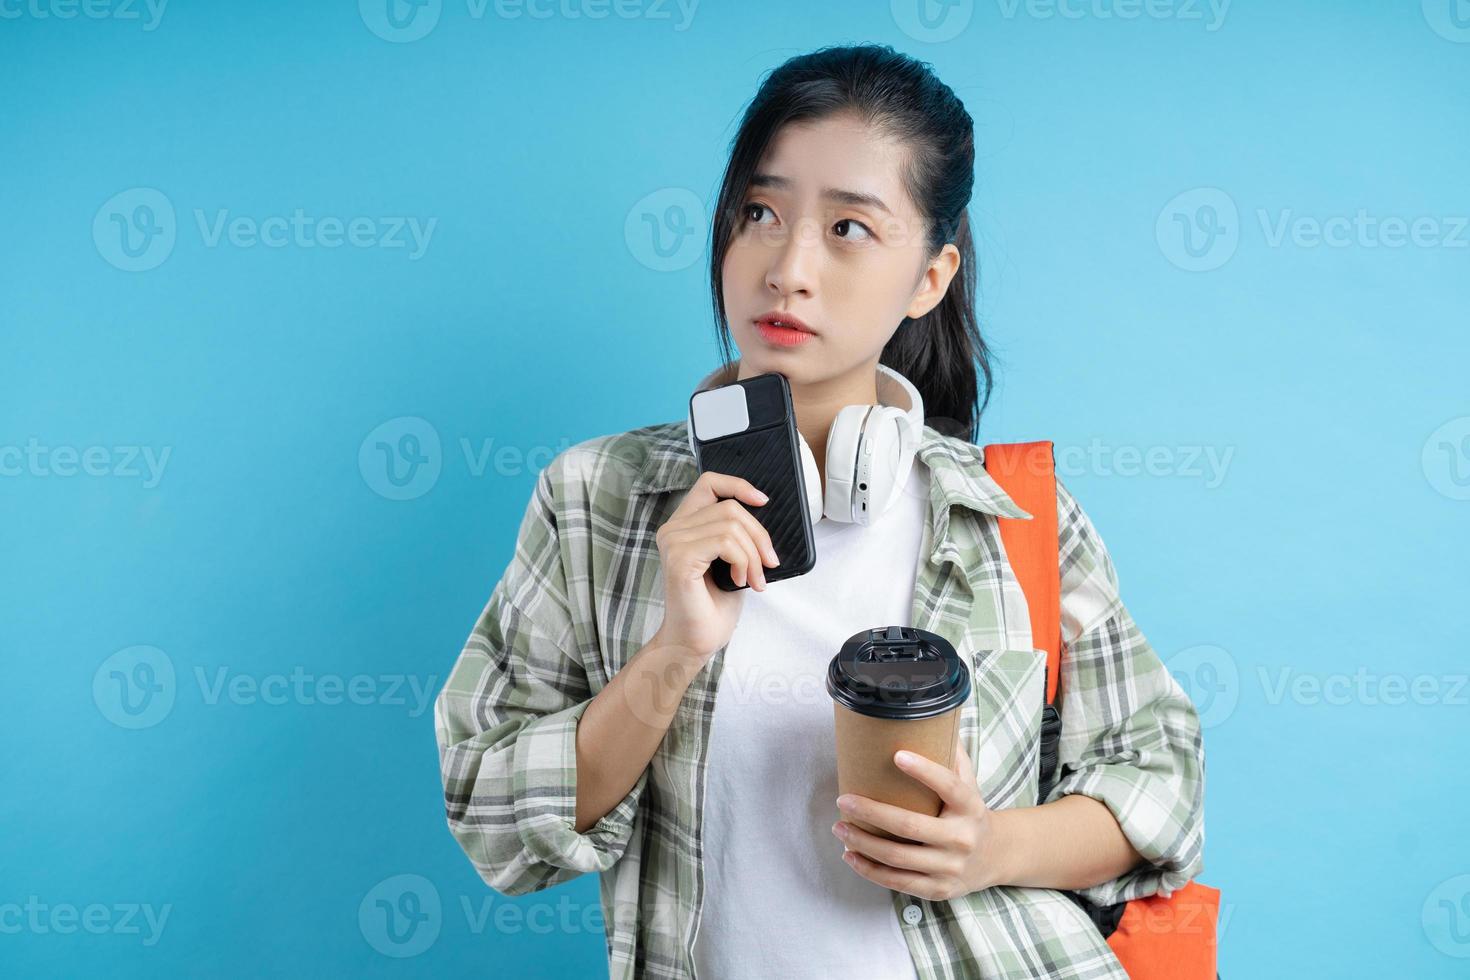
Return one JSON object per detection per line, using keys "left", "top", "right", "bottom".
{"left": 953, "top": 737, "right": 989, "bottom": 809}
{"left": 953, "top": 736, "right": 972, "bottom": 774}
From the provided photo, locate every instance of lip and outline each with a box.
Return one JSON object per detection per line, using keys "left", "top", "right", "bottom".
{"left": 756, "top": 310, "right": 817, "bottom": 334}
{"left": 754, "top": 311, "right": 817, "bottom": 348}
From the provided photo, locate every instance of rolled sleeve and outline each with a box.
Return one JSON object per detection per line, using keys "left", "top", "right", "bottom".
{"left": 510, "top": 696, "right": 650, "bottom": 875}
{"left": 433, "top": 460, "right": 648, "bottom": 897}
{"left": 1043, "top": 481, "right": 1206, "bottom": 907}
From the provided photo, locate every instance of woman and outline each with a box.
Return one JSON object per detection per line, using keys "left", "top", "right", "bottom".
{"left": 434, "top": 44, "right": 1205, "bottom": 980}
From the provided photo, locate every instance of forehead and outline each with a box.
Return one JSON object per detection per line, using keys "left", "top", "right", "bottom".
{"left": 756, "top": 113, "right": 916, "bottom": 217}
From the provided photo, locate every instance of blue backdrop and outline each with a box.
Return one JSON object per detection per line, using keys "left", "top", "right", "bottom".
{"left": 3, "top": 1, "right": 1467, "bottom": 976}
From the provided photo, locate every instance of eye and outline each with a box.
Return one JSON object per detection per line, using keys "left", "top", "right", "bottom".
{"left": 833, "top": 218, "right": 873, "bottom": 242}
{"left": 744, "top": 202, "right": 776, "bottom": 225}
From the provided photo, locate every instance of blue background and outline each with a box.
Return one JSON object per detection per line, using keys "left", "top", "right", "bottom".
{"left": 3, "top": 0, "right": 1467, "bottom": 976}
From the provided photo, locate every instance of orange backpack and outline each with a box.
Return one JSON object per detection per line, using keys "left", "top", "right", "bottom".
{"left": 983, "top": 441, "right": 1221, "bottom": 980}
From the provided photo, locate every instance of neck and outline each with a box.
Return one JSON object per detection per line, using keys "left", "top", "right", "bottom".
{"left": 738, "top": 358, "right": 882, "bottom": 493}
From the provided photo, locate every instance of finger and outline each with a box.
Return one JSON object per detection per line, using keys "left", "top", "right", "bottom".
{"left": 708, "top": 527, "right": 756, "bottom": 589}
{"left": 834, "top": 820, "right": 954, "bottom": 875}
{"left": 676, "top": 471, "right": 770, "bottom": 519}
{"left": 687, "top": 516, "right": 764, "bottom": 590}
{"left": 665, "top": 525, "right": 752, "bottom": 588}
{"left": 950, "top": 740, "right": 988, "bottom": 810}
{"left": 685, "top": 499, "right": 779, "bottom": 569}
{"left": 682, "top": 505, "right": 770, "bottom": 589}
{"left": 721, "top": 522, "right": 765, "bottom": 590}
{"left": 836, "top": 794, "right": 949, "bottom": 846}
{"left": 895, "top": 749, "right": 975, "bottom": 814}
{"left": 841, "top": 849, "right": 951, "bottom": 902}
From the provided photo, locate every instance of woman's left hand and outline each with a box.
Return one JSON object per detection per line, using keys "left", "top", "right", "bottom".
{"left": 832, "top": 740, "right": 1006, "bottom": 901}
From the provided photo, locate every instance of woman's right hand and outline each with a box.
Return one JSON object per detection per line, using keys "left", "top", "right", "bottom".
{"left": 653, "top": 471, "right": 781, "bottom": 665}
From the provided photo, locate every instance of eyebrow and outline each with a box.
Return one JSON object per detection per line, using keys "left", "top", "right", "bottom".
{"left": 748, "top": 173, "right": 893, "bottom": 216}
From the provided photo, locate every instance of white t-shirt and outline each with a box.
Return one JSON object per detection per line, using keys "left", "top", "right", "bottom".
{"left": 691, "top": 461, "right": 931, "bottom": 980}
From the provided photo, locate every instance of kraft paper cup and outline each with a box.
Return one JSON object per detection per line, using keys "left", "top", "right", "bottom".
{"left": 827, "top": 625, "right": 970, "bottom": 843}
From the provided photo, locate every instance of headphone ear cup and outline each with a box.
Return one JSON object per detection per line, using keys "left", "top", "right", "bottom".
{"left": 798, "top": 433, "right": 822, "bottom": 530}
{"left": 861, "top": 406, "right": 913, "bottom": 518}
{"left": 823, "top": 404, "right": 871, "bottom": 524}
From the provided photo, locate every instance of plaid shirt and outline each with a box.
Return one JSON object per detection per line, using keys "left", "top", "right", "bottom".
{"left": 434, "top": 419, "right": 1206, "bottom": 980}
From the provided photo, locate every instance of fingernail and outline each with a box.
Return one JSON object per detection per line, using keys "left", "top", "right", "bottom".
{"left": 895, "top": 751, "right": 912, "bottom": 766}
{"left": 769, "top": 553, "right": 780, "bottom": 567}
{"left": 754, "top": 490, "right": 769, "bottom": 502}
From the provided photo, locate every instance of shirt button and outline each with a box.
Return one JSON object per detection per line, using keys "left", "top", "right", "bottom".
{"left": 902, "top": 903, "right": 923, "bottom": 925}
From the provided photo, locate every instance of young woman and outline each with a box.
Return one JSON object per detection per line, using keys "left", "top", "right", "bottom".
{"left": 435, "top": 44, "right": 1205, "bottom": 980}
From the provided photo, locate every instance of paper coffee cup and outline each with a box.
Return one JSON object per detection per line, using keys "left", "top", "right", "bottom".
{"left": 827, "top": 625, "right": 970, "bottom": 843}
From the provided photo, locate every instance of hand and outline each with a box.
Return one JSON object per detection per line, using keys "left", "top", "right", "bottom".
{"left": 653, "top": 470, "right": 780, "bottom": 665}
{"left": 831, "top": 739, "right": 1006, "bottom": 901}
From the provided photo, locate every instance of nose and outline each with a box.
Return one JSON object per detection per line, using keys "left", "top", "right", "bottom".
{"left": 765, "top": 219, "right": 818, "bottom": 299}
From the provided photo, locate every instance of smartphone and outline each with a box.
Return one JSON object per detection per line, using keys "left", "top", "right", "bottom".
{"left": 688, "top": 371, "right": 818, "bottom": 591}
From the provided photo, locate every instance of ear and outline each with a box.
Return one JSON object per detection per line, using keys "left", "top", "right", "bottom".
{"left": 905, "top": 243, "right": 961, "bottom": 321}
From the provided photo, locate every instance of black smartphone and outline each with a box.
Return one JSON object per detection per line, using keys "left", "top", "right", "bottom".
{"left": 687, "top": 371, "right": 817, "bottom": 591}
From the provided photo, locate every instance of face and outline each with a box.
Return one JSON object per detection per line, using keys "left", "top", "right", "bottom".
{"left": 721, "top": 112, "right": 960, "bottom": 386}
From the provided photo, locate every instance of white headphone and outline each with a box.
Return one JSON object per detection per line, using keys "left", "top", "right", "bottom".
{"left": 687, "top": 360, "right": 925, "bottom": 528}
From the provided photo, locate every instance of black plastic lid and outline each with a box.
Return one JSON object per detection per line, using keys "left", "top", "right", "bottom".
{"left": 826, "top": 625, "right": 971, "bottom": 720}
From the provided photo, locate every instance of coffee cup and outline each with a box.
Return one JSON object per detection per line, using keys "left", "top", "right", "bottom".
{"left": 827, "top": 625, "right": 970, "bottom": 843}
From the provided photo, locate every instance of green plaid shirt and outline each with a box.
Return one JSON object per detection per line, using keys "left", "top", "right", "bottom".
{"left": 434, "top": 419, "right": 1205, "bottom": 980}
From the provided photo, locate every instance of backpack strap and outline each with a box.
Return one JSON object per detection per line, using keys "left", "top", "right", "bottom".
{"left": 982, "top": 441, "right": 1062, "bottom": 705}
{"left": 987, "top": 443, "right": 1222, "bottom": 978}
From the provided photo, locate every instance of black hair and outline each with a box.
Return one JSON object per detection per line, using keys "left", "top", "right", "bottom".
{"left": 709, "top": 43, "right": 993, "bottom": 442}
